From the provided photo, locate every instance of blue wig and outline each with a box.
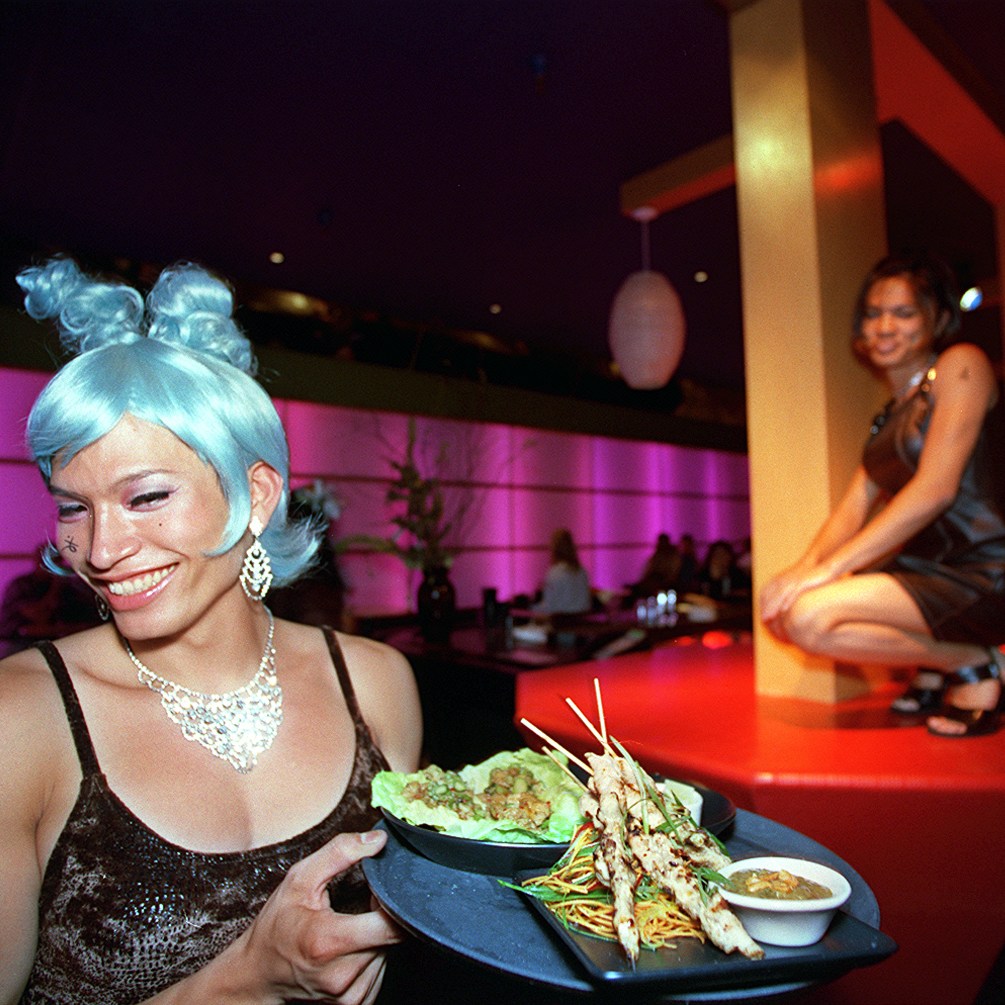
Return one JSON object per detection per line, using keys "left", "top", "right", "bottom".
{"left": 19, "top": 257, "right": 318, "bottom": 585}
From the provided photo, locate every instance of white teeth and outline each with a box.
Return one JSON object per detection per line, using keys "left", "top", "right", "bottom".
{"left": 107, "top": 567, "right": 172, "bottom": 597}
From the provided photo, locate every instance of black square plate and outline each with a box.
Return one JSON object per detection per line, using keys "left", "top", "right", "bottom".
{"left": 513, "top": 868, "right": 897, "bottom": 991}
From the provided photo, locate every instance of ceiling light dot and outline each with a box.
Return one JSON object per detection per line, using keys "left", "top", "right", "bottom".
{"left": 694, "top": 270, "right": 708, "bottom": 283}
{"left": 269, "top": 251, "right": 285, "bottom": 265}
{"left": 489, "top": 303, "right": 502, "bottom": 315}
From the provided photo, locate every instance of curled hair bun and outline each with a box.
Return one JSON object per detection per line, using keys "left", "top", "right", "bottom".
{"left": 16, "top": 257, "right": 256, "bottom": 374}
{"left": 146, "top": 262, "right": 256, "bottom": 375}
{"left": 17, "top": 257, "right": 144, "bottom": 354}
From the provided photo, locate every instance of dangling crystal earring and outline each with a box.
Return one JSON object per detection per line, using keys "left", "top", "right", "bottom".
{"left": 95, "top": 593, "right": 110, "bottom": 621}
{"left": 240, "top": 515, "right": 274, "bottom": 601}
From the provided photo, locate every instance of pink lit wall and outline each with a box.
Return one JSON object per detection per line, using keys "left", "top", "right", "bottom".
{"left": 1, "top": 366, "right": 750, "bottom": 618}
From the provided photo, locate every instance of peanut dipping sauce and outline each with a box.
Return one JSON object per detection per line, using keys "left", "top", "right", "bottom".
{"left": 727, "top": 868, "right": 833, "bottom": 901}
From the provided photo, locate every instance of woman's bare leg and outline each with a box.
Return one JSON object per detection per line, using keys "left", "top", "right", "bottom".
{"left": 773, "top": 573, "right": 1000, "bottom": 735}
{"left": 775, "top": 573, "right": 984, "bottom": 668}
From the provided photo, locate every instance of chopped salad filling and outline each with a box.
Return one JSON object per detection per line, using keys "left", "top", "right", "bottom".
{"left": 401, "top": 764, "right": 553, "bottom": 828}
{"left": 371, "top": 748, "right": 584, "bottom": 844}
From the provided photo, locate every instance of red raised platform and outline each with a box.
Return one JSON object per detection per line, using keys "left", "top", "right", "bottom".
{"left": 515, "top": 634, "right": 1005, "bottom": 1005}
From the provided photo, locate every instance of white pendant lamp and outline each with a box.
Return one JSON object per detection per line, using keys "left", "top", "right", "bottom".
{"left": 608, "top": 206, "right": 686, "bottom": 390}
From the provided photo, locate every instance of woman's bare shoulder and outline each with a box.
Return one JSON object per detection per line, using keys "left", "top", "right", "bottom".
{"left": 0, "top": 643, "right": 61, "bottom": 714}
{"left": 935, "top": 343, "right": 996, "bottom": 403}
{"left": 274, "top": 619, "right": 419, "bottom": 760}
{"left": 333, "top": 630, "right": 412, "bottom": 672}
{"left": 0, "top": 625, "right": 125, "bottom": 739}
{"left": 0, "top": 644, "right": 78, "bottom": 814}
{"left": 937, "top": 342, "right": 994, "bottom": 375}
{"left": 274, "top": 618, "right": 406, "bottom": 667}
{"left": 276, "top": 621, "right": 416, "bottom": 715}
{"left": 325, "top": 628, "right": 421, "bottom": 772}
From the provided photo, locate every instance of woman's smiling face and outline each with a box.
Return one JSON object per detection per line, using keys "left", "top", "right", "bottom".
{"left": 858, "top": 275, "right": 939, "bottom": 372}
{"left": 49, "top": 414, "right": 241, "bottom": 638}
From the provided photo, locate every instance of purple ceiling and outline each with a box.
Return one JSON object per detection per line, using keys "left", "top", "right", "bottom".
{"left": 1, "top": 1, "right": 1002, "bottom": 395}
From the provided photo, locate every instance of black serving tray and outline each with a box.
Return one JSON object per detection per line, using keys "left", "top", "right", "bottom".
{"left": 364, "top": 804, "right": 896, "bottom": 1001}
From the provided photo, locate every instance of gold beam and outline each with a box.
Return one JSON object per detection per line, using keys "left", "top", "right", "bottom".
{"left": 619, "top": 134, "right": 735, "bottom": 217}
{"left": 624, "top": 1, "right": 1005, "bottom": 215}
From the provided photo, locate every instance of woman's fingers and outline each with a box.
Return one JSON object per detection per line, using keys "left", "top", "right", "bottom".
{"left": 763, "top": 614, "right": 791, "bottom": 643}
{"left": 233, "top": 829, "right": 399, "bottom": 1000}
{"left": 760, "top": 591, "right": 780, "bottom": 622}
{"left": 286, "top": 830, "right": 389, "bottom": 907}
{"left": 759, "top": 578, "right": 790, "bottom": 622}
{"left": 292, "top": 932, "right": 394, "bottom": 1000}
{"left": 302, "top": 903, "right": 403, "bottom": 965}
{"left": 334, "top": 953, "right": 387, "bottom": 1005}
{"left": 761, "top": 563, "right": 825, "bottom": 624}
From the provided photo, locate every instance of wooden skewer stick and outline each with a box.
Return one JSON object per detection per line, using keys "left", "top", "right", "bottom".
{"left": 565, "top": 696, "right": 613, "bottom": 754}
{"left": 519, "top": 717, "right": 592, "bottom": 774}
{"left": 593, "top": 677, "right": 607, "bottom": 743}
{"left": 542, "top": 746, "right": 588, "bottom": 790}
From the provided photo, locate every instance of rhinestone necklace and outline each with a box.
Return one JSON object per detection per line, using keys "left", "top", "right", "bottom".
{"left": 123, "top": 607, "right": 282, "bottom": 774}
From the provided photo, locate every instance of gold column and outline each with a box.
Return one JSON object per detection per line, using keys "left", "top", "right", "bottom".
{"left": 731, "top": 0, "right": 887, "bottom": 699}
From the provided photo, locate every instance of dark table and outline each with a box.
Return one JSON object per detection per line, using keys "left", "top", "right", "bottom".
{"left": 378, "top": 624, "right": 536, "bottom": 765}
{"left": 376, "top": 603, "right": 752, "bottom": 767}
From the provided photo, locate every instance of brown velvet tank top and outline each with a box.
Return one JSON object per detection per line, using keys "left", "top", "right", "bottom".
{"left": 862, "top": 365, "right": 1005, "bottom": 569}
{"left": 21, "top": 630, "right": 389, "bottom": 1005}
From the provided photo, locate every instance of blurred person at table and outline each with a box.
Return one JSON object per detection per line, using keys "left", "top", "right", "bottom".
{"left": 760, "top": 251, "right": 1005, "bottom": 738}
{"left": 677, "top": 532, "right": 699, "bottom": 593}
{"left": 533, "top": 527, "right": 592, "bottom": 616}
{"left": 632, "top": 532, "right": 682, "bottom": 600}
{"left": 0, "top": 544, "right": 102, "bottom": 656}
{"left": 735, "top": 537, "right": 753, "bottom": 579}
{"left": 0, "top": 257, "right": 421, "bottom": 1004}
{"left": 268, "top": 480, "right": 348, "bottom": 631}
{"left": 695, "top": 539, "right": 744, "bottom": 601}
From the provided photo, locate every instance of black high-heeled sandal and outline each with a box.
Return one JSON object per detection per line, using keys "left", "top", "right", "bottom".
{"left": 890, "top": 670, "right": 947, "bottom": 715}
{"left": 926, "top": 651, "right": 1004, "bottom": 738}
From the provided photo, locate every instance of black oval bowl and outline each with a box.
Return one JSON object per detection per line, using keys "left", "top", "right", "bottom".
{"left": 380, "top": 809, "right": 569, "bottom": 876}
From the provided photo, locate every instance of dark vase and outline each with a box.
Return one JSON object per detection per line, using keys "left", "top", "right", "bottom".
{"left": 417, "top": 565, "right": 456, "bottom": 642}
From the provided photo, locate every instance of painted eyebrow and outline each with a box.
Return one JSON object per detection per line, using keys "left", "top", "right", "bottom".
{"left": 48, "top": 469, "right": 175, "bottom": 498}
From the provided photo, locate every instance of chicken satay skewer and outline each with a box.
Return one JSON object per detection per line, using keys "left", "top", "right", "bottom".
{"left": 627, "top": 825, "right": 763, "bottom": 959}
{"left": 519, "top": 718, "right": 592, "bottom": 775}
{"left": 585, "top": 752, "right": 641, "bottom": 965}
{"left": 541, "top": 746, "right": 588, "bottom": 790}
{"left": 565, "top": 697, "right": 614, "bottom": 755}
{"left": 593, "top": 677, "right": 608, "bottom": 744}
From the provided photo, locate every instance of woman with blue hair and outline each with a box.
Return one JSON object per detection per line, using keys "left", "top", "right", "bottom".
{"left": 0, "top": 258, "right": 421, "bottom": 1003}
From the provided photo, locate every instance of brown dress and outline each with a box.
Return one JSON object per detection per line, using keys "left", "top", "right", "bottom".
{"left": 21, "top": 630, "right": 388, "bottom": 1005}
{"left": 862, "top": 363, "right": 1005, "bottom": 643}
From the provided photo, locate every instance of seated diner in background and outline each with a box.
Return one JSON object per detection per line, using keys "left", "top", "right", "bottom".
{"left": 0, "top": 544, "right": 102, "bottom": 657}
{"left": 677, "top": 532, "right": 699, "bottom": 594}
{"left": 695, "top": 539, "right": 750, "bottom": 601}
{"left": 533, "top": 527, "right": 593, "bottom": 616}
{"left": 0, "top": 257, "right": 422, "bottom": 1003}
{"left": 630, "top": 532, "right": 682, "bottom": 600}
{"left": 267, "top": 480, "right": 348, "bottom": 631}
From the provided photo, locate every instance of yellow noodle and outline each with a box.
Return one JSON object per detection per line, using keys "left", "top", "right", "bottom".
{"left": 523, "top": 826, "right": 705, "bottom": 951}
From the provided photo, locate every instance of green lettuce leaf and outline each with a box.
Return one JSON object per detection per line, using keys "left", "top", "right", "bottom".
{"left": 371, "top": 748, "right": 584, "bottom": 844}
